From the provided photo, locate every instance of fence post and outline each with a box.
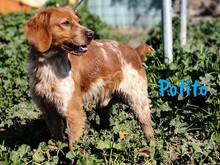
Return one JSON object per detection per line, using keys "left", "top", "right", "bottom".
{"left": 162, "top": 0, "right": 173, "bottom": 63}
{"left": 180, "top": 0, "right": 187, "bottom": 46}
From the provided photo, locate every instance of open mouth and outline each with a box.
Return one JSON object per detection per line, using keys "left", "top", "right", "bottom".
{"left": 62, "top": 42, "right": 88, "bottom": 54}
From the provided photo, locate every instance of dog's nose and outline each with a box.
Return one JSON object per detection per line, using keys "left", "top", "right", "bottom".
{"left": 85, "top": 30, "right": 94, "bottom": 40}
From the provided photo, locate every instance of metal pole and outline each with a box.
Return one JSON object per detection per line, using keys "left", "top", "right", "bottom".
{"left": 162, "top": 0, "right": 173, "bottom": 63}
{"left": 180, "top": 0, "right": 187, "bottom": 46}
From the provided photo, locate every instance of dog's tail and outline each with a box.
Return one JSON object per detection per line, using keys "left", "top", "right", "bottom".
{"left": 136, "top": 44, "right": 155, "bottom": 61}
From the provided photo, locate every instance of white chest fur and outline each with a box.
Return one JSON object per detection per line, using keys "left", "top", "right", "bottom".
{"left": 29, "top": 55, "right": 74, "bottom": 116}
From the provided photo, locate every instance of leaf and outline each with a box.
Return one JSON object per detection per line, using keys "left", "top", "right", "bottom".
{"left": 191, "top": 143, "right": 202, "bottom": 153}
{"left": 149, "top": 141, "right": 156, "bottom": 159}
{"left": 199, "top": 75, "right": 211, "bottom": 85}
{"left": 17, "top": 144, "right": 31, "bottom": 158}
{"left": 113, "top": 141, "right": 127, "bottom": 150}
{"left": 97, "top": 141, "right": 111, "bottom": 150}
{"left": 66, "top": 151, "right": 75, "bottom": 160}
{"left": 211, "top": 132, "right": 220, "bottom": 143}
{"left": 32, "top": 151, "right": 45, "bottom": 163}
{"left": 66, "top": 150, "right": 81, "bottom": 160}
{"left": 52, "top": 156, "right": 59, "bottom": 164}
{"left": 10, "top": 151, "right": 20, "bottom": 164}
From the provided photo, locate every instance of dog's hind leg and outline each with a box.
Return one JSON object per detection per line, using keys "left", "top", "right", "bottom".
{"left": 129, "top": 95, "right": 154, "bottom": 141}
{"left": 97, "top": 96, "right": 112, "bottom": 129}
{"left": 118, "top": 66, "right": 154, "bottom": 141}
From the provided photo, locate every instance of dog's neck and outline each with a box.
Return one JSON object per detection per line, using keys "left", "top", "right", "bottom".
{"left": 28, "top": 46, "right": 71, "bottom": 79}
{"left": 29, "top": 46, "right": 69, "bottom": 60}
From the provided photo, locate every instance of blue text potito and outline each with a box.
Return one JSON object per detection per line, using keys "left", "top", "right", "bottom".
{"left": 158, "top": 79, "right": 208, "bottom": 97}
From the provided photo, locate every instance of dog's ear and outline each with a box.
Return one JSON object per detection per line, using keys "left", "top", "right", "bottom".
{"left": 24, "top": 10, "right": 52, "bottom": 52}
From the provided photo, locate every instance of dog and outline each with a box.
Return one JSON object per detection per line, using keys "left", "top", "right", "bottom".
{"left": 24, "top": 6, "right": 154, "bottom": 150}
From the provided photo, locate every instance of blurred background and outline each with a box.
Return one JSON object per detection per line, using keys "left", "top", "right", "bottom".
{"left": 1, "top": 0, "right": 220, "bottom": 29}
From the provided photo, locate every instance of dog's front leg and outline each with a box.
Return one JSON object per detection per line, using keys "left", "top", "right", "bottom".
{"left": 42, "top": 109, "right": 65, "bottom": 141}
{"left": 66, "top": 99, "right": 87, "bottom": 150}
{"left": 36, "top": 101, "right": 65, "bottom": 141}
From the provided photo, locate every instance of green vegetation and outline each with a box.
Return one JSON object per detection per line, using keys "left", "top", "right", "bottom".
{"left": 0, "top": 2, "right": 219, "bottom": 164}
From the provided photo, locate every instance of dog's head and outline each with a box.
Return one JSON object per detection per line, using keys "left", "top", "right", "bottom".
{"left": 24, "top": 6, "right": 94, "bottom": 55}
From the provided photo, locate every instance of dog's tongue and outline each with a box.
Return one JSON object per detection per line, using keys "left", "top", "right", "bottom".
{"left": 74, "top": 45, "right": 88, "bottom": 53}
{"left": 79, "top": 45, "right": 88, "bottom": 52}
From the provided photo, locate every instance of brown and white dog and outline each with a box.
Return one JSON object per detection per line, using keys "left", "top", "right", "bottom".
{"left": 24, "top": 6, "right": 154, "bottom": 150}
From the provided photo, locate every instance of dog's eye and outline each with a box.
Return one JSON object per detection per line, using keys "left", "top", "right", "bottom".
{"left": 61, "top": 21, "right": 71, "bottom": 26}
